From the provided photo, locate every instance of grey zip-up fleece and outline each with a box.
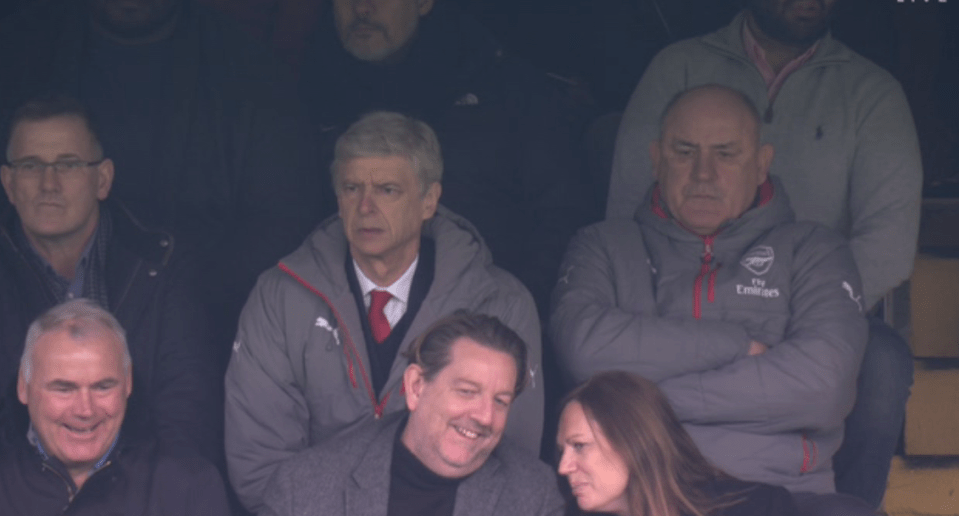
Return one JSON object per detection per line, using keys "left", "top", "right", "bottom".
{"left": 607, "top": 12, "right": 922, "bottom": 310}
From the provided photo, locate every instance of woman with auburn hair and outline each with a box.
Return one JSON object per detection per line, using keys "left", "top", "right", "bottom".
{"left": 556, "top": 371, "right": 798, "bottom": 516}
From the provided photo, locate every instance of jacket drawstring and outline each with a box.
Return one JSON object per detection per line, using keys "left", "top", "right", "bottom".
{"left": 693, "top": 237, "right": 717, "bottom": 318}
{"left": 278, "top": 263, "right": 392, "bottom": 419}
{"left": 708, "top": 264, "right": 721, "bottom": 303}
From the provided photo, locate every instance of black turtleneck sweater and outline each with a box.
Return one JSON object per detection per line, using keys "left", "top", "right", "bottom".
{"left": 387, "top": 426, "right": 462, "bottom": 516}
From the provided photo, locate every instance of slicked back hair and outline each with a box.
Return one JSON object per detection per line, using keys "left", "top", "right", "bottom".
{"left": 404, "top": 310, "right": 528, "bottom": 396}
{"left": 331, "top": 111, "right": 443, "bottom": 195}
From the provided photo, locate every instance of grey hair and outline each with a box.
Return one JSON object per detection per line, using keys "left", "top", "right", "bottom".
{"left": 331, "top": 111, "right": 443, "bottom": 194}
{"left": 20, "top": 299, "right": 131, "bottom": 383}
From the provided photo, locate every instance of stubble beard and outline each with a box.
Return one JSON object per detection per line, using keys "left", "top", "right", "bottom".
{"left": 747, "top": 0, "right": 831, "bottom": 48}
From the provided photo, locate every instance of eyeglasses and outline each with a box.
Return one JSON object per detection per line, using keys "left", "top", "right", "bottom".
{"left": 5, "top": 158, "right": 105, "bottom": 178}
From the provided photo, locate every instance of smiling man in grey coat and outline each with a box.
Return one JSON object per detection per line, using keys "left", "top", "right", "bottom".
{"left": 552, "top": 85, "right": 871, "bottom": 516}
{"left": 605, "top": 2, "right": 920, "bottom": 506}
{"left": 261, "top": 311, "right": 563, "bottom": 516}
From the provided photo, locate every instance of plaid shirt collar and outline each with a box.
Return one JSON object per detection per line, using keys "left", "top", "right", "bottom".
{"left": 15, "top": 206, "right": 112, "bottom": 308}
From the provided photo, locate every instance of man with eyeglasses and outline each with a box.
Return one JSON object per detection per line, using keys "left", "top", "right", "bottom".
{"left": 0, "top": 96, "right": 222, "bottom": 469}
{"left": 0, "top": 0, "right": 324, "bottom": 382}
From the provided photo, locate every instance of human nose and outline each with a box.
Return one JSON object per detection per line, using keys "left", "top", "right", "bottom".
{"left": 471, "top": 396, "right": 495, "bottom": 428}
{"left": 353, "top": 0, "right": 374, "bottom": 16}
{"left": 557, "top": 447, "right": 575, "bottom": 475}
{"left": 358, "top": 188, "right": 377, "bottom": 214}
{"left": 690, "top": 152, "right": 716, "bottom": 183}
{"left": 38, "top": 164, "right": 62, "bottom": 192}
{"left": 73, "top": 389, "right": 95, "bottom": 418}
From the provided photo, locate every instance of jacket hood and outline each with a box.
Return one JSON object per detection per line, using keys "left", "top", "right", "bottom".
{"left": 279, "top": 204, "right": 493, "bottom": 299}
{"left": 637, "top": 175, "right": 795, "bottom": 247}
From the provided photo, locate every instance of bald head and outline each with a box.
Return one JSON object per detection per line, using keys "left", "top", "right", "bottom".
{"left": 650, "top": 85, "right": 774, "bottom": 235}
{"left": 659, "top": 85, "right": 763, "bottom": 144}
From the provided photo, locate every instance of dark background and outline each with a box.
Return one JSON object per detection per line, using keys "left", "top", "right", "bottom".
{"left": 2, "top": 0, "right": 955, "bottom": 194}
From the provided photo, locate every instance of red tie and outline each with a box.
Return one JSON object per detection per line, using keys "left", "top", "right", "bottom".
{"left": 368, "top": 290, "right": 392, "bottom": 343}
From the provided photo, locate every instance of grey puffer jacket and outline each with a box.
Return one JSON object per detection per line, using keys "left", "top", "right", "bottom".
{"left": 551, "top": 178, "right": 867, "bottom": 494}
{"left": 225, "top": 206, "right": 542, "bottom": 513}
{"left": 607, "top": 11, "right": 922, "bottom": 310}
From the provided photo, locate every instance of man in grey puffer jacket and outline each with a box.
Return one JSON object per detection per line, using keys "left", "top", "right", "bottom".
{"left": 225, "top": 112, "right": 542, "bottom": 514}
{"left": 552, "top": 86, "right": 870, "bottom": 516}
{"left": 607, "top": 5, "right": 920, "bottom": 505}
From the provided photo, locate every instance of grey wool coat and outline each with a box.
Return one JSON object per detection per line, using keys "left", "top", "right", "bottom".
{"left": 260, "top": 412, "right": 565, "bottom": 516}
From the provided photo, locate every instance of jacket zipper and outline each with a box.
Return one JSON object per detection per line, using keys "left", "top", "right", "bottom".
{"left": 705, "top": 35, "right": 843, "bottom": 125}
{"left": 42, "top": 459, "right": 112, "bottom": 505}
{"left": 278, "top": 263, "right": 393, "bottom": 418}
{"left": 800, "top": 433, "right": 818, "bottom": 473}
{"left": 693, "top": 237, "right": 718, "bottom": 319}
{"left": 41, "top": 462, "right": 78, "bottom": 503}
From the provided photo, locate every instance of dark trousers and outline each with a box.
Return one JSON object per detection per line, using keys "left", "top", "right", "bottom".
{"left": 793, "top": 491, "right": 878, "bottom": 516}
{"left": 832, "top": 316, "right": 913, "bottom": 508}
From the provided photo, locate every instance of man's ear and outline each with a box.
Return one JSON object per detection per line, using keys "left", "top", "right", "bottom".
{"left": 421, "top": 182, "right": 441, "bottom": 221}
{"left": 1, "top": 165, "right": 14, "bottom": 205}
{"left": 17, "top": 368, "right": 28, "bottom": 406}
{"left": 403, "top": 364, "right": 425, "bottom": 411}
{"left": 417, "top": 0, "right": 436, "bottom": 16}
{"left": 757, "top": 143, "right": 774, "bottom": 185}
{"left": 95, "top": 158, "right": 115, "bottom": 200}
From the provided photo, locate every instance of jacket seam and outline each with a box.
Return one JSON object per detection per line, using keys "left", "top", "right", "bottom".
{"left": 277, "top": 262, "right": 392, "bottom": 418}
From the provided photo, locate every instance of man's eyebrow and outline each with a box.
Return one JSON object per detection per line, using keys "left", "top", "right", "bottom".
{"left": 8, "top": 154, "right": 41, "bottom": 162}
{"left": 453, "top": 379, "right": 481, "bottom": 389}
{"left": 10, "top": 153, "right": 84, "bottom": 162}
{"left": 710, "top": 141, "right": 741, "bottom": 150}
{"left": 46, "top": 379, "right": 78, "bottom": 390}
{"left": 93, "top": 378, "right": 120, "bottom": 389}
{"left": 670, "top": 139, "right": 698, "bottom": 148}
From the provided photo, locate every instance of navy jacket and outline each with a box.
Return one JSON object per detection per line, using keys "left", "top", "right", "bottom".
{"left": 0, "top": 0, "right": 325, "bottom": 330}
{"left": 0, "top": 201, "right": 223, "bottom": 466}
{"left": 0, "top": 434, "right": 230, "bottom": 516}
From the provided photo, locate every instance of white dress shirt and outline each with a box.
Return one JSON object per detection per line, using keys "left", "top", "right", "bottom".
{"left": 353, "top": 256, "right": 419, "bottom": 328}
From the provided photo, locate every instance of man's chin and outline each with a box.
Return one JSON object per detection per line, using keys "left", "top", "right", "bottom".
{"left": 438, "top": 450, "right": 488, "bottom": 478}
{"left": 678, "top": 212, "right": 724, "bottom": 236}
{"left": 779, "top": 17, "right": 829, "bottom": 46}
{"left": 750, "top": 6, "right": 829, "bottom": 47}
{"left": 344, "top": 40, "right": 397, "bottom": 63}
{"left": 59, "top": 439, "right": 111, "bottom": 465}
{"left": 89, "top": 2, "right": 181, "bottom": 40}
